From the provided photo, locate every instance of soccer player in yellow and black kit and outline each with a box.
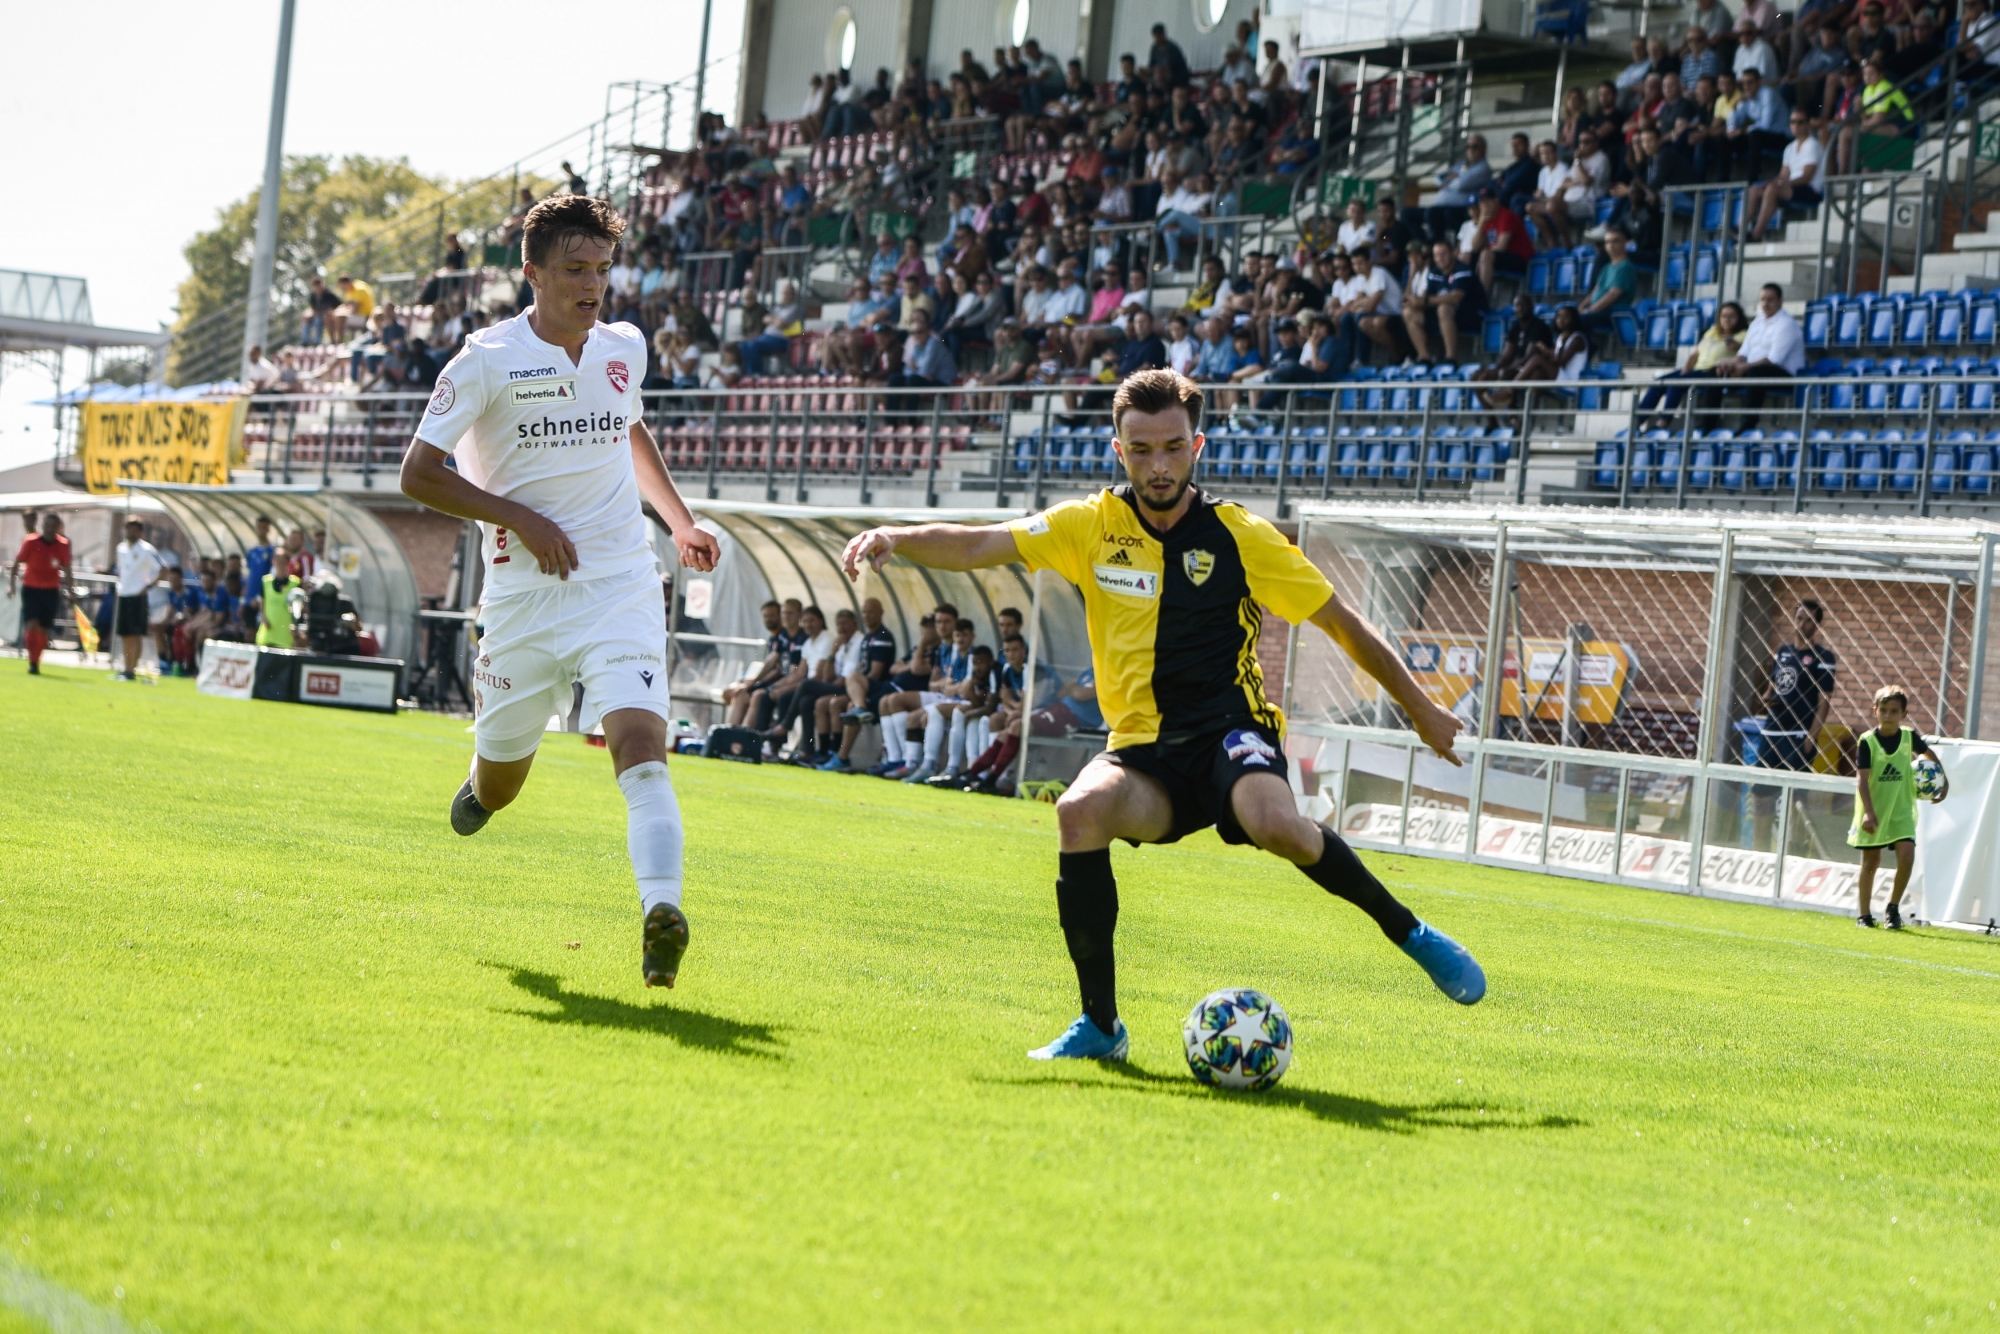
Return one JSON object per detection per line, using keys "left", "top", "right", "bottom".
{"left": 841, "top": 369, "right": 1484, "bottom": 1061}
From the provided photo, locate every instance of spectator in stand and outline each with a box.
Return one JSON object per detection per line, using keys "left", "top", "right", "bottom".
{"left": 1335, "top": 197, "right": 1376, "bottom": 253}
{"left": 1687, "top": 0, "right": 1736, "bottom": 44}
{"left": 1720, "top": 67, "right": 1789, "bottom": 179}
{"left": 302, "top": 276, "right": 340, "bottom": 345}
{"left": 1149, "top": 23, "right": 1191, "bottom": 86}
{"left": 1845, "top": 1, "right": 1897, "bottom": 66}
{"left": 1792, "top": 21, "right": 1850, "bottom": 116}
{"left": 1835, "top": 56, "right": 1913, "bottom": 175}
{"left": 1714, "top": 282, "right": 1805, "bottom": 426}
{"left": 110, "top": 518, "right": 162, "bottom": 679}
{"left": 1615, "top": 37, "right": 1655, "bottom": 106}
{"left": 896, "top": 272, "right": 937, "bottom": 332}
{"left": 1348, "top": 246, "right": 1409, "bottom": 367}
{"left": 1403, "top": 239, "right": 1485, "bottom": 365}
{"left": 1576, "top": 227, "right": 1638, "bottom": 334}
{"left": 941, "top": 270, "right": 1007, "bottom": 362}
{"left": 1529, "top": 131, "right": 1607, "bottom": 249}
{"left": 1493, "top": 134, "right": 1540, "bottom": 218}
{"left": 1637, "top": 299, "right": 1746, "bottom": 429}
{"left": 1404, "top": 135, "right": 1492, "bottom": 246}
{"left": 1960, "top": 0, "right": 2000, "bottom": 93}
{"left": 1681, "top": 26, "right": 1722, "bottom": 87}
{"left": 9, "top": 512, "right": 71, "bottom": 676}
{"left": 890, "top": 309, "right": 955, "bottom": 387}
{"left": 893, "top": 235, "right": 929, "bottom": 285}
{"left": 724, "top": 600, "right": 794, "bottom": 728}
{"left": 328, "top": 275, "right": 374, "bottom": 343}
{"left": 1473, "top": 293, "right": 1556, "bottom": 411}
{"left": 1192, "top": 315, "right": 1235, "bottom": 382}
{"left": 1733, "top": 16, "right": 1783, "bottom": 80}
{"left": 1153, "top": 171, "right": 1216, "bottom": 271}
{"left": 1467, "top": 190, "right": 1533, "bottom": 294}
{"left": 243, "top": 345, "right": 281, "bottom": 391}
{"left": 1164, "top": 313, "right": 1199, "bottom": 376}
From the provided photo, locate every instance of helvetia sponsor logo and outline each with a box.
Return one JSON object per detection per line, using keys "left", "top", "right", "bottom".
{"left": 508, "top": 378, "right": 579, "bottom": 406}
{"left": 1092, "top": 564, "right": 1159, "bottom": 598}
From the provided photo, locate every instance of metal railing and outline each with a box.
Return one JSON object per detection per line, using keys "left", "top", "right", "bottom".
{"left": 67, "top": 364, "right": 2000, "bottom": 517}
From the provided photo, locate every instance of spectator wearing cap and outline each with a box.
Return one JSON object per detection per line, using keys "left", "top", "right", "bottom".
{"left": 1467, "top": 191, "right": 1533, "bottom": 295}
{"left": 1092, "top": 164, "right": 1133, "bottom": 228}
{"left": 1732, "top": 16, "right": 1782, "bottom": 81}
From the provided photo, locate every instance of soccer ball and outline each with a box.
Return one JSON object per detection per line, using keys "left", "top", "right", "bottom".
{"left": 1183, "top": 988, "right": 1293, "bottom": 1090}
{"left": 1915, "top": 755, "right": 1945, "bottom": 800}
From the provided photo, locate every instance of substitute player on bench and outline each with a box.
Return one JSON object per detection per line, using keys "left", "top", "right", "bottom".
{"left": 841, "top": 368, "right": 1484, "bottom": 1061}
{"left": 400, "top": 195, "right": 720, "bottom": 989}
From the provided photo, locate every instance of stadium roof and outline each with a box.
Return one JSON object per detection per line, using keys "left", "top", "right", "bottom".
{"left": 0, "top": 269, "right": 168, "bottom": 354}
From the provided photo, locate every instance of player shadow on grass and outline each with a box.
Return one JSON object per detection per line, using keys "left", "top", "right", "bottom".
{"left": 993, "top": 1061, "right": 1584, "bottom": 1135}
{"left": 490, "top": 965, "right": 786, "bottom": 1060}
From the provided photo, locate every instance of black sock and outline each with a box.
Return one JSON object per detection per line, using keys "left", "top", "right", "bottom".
{"left": 1300, "top": 826, "right": 1419, "bottom": 944}
{"left": 1055, "top": 849, "right": 1119, "bottom": 1034}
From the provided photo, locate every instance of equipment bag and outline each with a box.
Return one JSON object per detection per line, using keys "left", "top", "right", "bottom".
{"left": 703, "top": 727, "right": 764, "bottom": 763}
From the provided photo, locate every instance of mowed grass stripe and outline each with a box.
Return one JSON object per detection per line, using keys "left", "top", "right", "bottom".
{"left": 2, "top": 668, "right": 1998, "bottom": 1332}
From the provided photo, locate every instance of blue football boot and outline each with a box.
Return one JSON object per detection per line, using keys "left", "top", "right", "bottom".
{"left": 1027, "top": 1014, "right": 1130, "bottom": 1061}
{"left": 1399, "top": 921, "right": 1486, "bottom": 1005}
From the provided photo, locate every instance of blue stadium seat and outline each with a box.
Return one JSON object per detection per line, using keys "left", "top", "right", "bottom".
{"left": 1967, "top": 432, "right": 1999, "bottom": 493}
{"left": 1552, "top": 254, "right": 1578, "bottom": 296}
{"left": 1971, "top": 298, "right": 1999, "bottom": 345}
{"left": 1594, "top": 433, "right": 1626, "bottom": 489}
{"left": 1528, "top": 255, "right": 1552, "bottom": 298}
{"left": 1889, "top": 436, "right": 1923, "bottom": 494}
{"left": 1334, "top": 427, "right": 1362, "bottom": 479}
{"left": 1674, "top": 304, "right": 1703, "bottom": 347}
{"left": 1482, "top": 311, "right": 1510, "bottom": 356}
{"left": 1804, "top": 303, "right": 1832, "bottom": 348}
{"left": 1934, "top": 299, "right": 1965, "bottom": 346}
{"left": 1866, "top": 301, "right": 1900, "bottom": 346}
{"left": 1645, "top": 305, "right": 1674, "bottom": 351}
{"left": 1834, "top": 304, "right": 1864, "bottom": 348}
{"left": 1902, "top": 301, "right": 1934, "bottom": 347}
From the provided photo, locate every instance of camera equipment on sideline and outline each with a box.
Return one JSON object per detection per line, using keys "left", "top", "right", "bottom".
{"left": 305, "top": 575, "right": 363, "bottom": 656}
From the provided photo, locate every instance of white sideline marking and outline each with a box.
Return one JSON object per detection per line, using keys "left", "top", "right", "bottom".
{"left": 0, "top": 1253, "right": 153, "bottom": 1334}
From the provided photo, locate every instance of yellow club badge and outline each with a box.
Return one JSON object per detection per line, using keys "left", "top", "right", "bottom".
{"left": 1183, "top": 549, "right": 1215, "bottom": 586}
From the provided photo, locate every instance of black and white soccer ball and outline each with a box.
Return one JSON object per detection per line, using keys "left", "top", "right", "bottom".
{"left": 1183, "top": 988, "right": 1293, "bottom": 1090}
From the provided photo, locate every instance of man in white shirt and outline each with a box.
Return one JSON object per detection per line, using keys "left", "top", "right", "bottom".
{"left": 400, "top": 194, "right": 721, "bottom": 990}
{"left": 1716, "top": 282, "right": 1806, "bottom": 425}
{"left": 1731, "top": 18, "right": 1781, "bottom": 82}
{"left": 1745, "top": 110, "right": 1822, "bottom": 240}
{"left": 111, "top": 517, "right": 164, "bottom": 679}
{"left": 243, "top": 345, "right": 281, "bottom": 391}
{"left": 1348, "top": 247, "right": 1408, "bottom": 363}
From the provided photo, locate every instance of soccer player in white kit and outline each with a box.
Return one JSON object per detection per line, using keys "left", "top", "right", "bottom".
{"left": 400, "top": 195, "right": 721, "bottom": 989}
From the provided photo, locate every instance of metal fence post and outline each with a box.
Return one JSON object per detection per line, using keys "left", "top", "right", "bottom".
{"left": 1014, "top": 567, "right": 1046, "bottom": 795}
{"left": 994, "top": 397, "right": 1013, "bottom": 507}
{"left": 924, "top": 392, "right": 944, "bottom": 507}
{"left": 793, "top": 390, "right": 813, "bottom": 504}
{"left": 1413, "top": 383, "right": 1433, "bottom": 502}
{"left": 1030, "top": 392, "right": 1052, "bottom": 510}
{"left": 705, "top": 393, "right": 721, "bottom": 499}
{"left": 1967, "top": 534, "right": 1997, "bottom": 740}
{"left": 1462, "top": 520, "right": 1510, "bottom": 858}
{"left": 1320, "top": 389, "right": 1340, "bottom": 501}
{"left": 762, "top": 393, "right": 780, "bottom": 503}
{"left": 1513, "top": 388, "right": 1533, "bottom": 504}
{"left": 858, "top": 391, "right": 876, "bottom": 506}
{"left": 1687, "top": 526, "right": 1737, "bottom": 893}
{"left": 1275, "top": 389, "right": 1296, "bottom": 515}
{"left": 1938, "top": 576, "right": 1958, "bottom": 735}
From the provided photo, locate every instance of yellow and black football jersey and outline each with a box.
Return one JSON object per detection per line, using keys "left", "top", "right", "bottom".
{"left": 1006, "top": 485, "right": 1335, "bottom": 749}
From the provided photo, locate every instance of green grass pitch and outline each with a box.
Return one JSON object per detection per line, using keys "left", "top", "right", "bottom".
{"left": 4, "top": 667, "right": 2000, "bottom": 1332}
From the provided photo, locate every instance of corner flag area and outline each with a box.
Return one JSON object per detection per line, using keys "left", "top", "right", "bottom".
{"left": 4, "top": 669, "right": 1999, "bottom": 1330}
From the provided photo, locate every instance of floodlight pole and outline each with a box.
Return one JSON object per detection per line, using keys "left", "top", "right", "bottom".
{"left": 242, "top": 0, "right": 297, "bottom": 370}
{"left": 691, "top": 0, "right": 715, "bottom": 151}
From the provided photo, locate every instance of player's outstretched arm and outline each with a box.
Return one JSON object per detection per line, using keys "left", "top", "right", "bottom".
{"left": 841, "top": 523, "right": 1022, "bottom": 579}
{"left": 1308, "top": 590, "right": 1464, "bottom": 765}
{"left": 630, "top": 419, "right": 720, "bottom": 573}
{"left": 399, "top": 440, "right": 578, "bottom": 579}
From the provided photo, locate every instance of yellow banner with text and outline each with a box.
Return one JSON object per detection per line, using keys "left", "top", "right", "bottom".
{"left": 80, "top": 398, "right": 245, "bottom": 495}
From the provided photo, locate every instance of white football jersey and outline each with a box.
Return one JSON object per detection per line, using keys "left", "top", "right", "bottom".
{"left": 418, "top": 312, "right": 653, "bottom": 597}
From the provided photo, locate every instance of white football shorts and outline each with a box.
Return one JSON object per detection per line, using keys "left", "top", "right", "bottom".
{"left": 471, "top": 565, "right": 669, "bottom": 762}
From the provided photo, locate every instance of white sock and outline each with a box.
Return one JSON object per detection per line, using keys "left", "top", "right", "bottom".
{"left": 971, "top": 715, "right": 991, "bottom": 764}
{"left": 617, "top": 761, "right": 684, "bottom": 913}
{"left": 923, "top": 705, "right": 947, "bottom": 767}
{"left": 880, "top": 711, "right": 907, "bottom": 763}
{"left": 947, "top": 709, "right": 969, "bottom": 772}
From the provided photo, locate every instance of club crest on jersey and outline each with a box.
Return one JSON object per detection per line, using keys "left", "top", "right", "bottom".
{"left": 1223, "top": 729, "right": 1277, "bottom": 766}
{"left": 427, "top": 376, "right": 455, "bottom": 415}
{"left": 606, "top": 360, "right": 630, "bottom": 394}
{"left": 1183, "top": 549, "right": 1216, "bottom": 586}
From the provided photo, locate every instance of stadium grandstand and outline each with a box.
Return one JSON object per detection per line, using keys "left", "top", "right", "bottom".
{"left": 20, "top": 0, "right": 2000, "bottom": 903}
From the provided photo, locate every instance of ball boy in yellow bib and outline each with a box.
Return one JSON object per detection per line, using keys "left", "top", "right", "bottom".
{"left": 1849, "top": 685, "right": 1949, "bottom": 930}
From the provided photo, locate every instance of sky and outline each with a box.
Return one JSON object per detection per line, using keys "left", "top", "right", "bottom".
{"left": 0, "top": 0, "right": 743, "bottom": 473}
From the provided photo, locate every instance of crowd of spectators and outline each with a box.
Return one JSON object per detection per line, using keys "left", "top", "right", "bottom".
{"left": 250, "top": 0, "right": 1976, "bottom": 406}
{"left": 713, "top": 595, "right": 1097, "bottom": 790}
